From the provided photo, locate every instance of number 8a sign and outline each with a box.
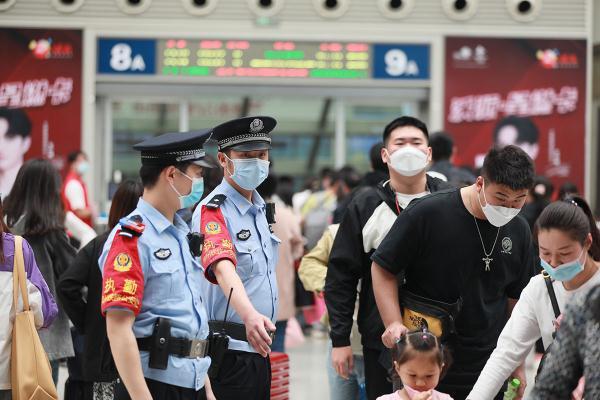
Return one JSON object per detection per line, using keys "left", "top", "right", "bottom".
{"left": 97, "top": 38, "right": 156, "bottom": 75}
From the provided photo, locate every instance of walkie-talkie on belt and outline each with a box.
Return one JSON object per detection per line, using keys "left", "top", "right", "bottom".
{"left": 208, "top": 287, "right": 232, "bottom": 379}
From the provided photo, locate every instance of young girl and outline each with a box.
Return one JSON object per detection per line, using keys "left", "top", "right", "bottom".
{"left": 468, "top": 196, "right": 600, "bottom": 399}
{"left": 378, "top": 330, "right": 453, "bottom": 400}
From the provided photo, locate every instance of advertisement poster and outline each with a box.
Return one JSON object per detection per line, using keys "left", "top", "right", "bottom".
{"left": 444, "top": 37, "right": 586, "bottom": 194}
{"left": 0, "top": 28, "right": 82, "bottom": 196}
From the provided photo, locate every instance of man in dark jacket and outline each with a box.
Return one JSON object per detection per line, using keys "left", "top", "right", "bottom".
{"left": 428, "top": 131, "right": 476, "bottom": 187}
{"left": 325, "top": 116, "right": 452, "bottom": 400}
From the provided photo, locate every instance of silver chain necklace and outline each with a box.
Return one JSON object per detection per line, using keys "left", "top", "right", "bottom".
{"left": 469, "top": 191, "right": 501, "bottom": 272}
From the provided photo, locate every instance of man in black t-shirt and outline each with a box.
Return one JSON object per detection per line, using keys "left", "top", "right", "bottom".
{"left": 371, "top": 145, "right": 537, "bottom": 400}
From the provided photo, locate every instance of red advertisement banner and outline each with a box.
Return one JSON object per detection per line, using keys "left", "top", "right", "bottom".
{"left": 444, "top": 37, "right": 587, "bottom": 195}
{"left": 0, "top": 28, "right": 82, "bottom": 196}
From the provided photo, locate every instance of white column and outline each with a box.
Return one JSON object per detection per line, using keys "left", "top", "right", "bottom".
{"left": 334, "top": 98, "right": 346, "bottom": 168}
{"left": 103, "top": 98, "right": 113, "bottom": 201}
{"left": 429, "top": 34, "right": 445, "bottom": 131}
{"left": 179, "top": 101, "right": 190, "bottom": 132}
{"left": 585, "top": 0, "right": 595, "bottom": 207}
{"left": 82, "top": 29, "right": 97, "bottom": 204}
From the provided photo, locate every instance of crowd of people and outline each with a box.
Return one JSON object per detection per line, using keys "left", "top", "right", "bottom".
{"left": 0, "top": 113, "right": 597, "bottom": 400}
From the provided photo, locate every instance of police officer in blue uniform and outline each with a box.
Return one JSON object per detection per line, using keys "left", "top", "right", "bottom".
{"left": 191, "top": 116, "right": 280, "bottom": 400}
{"left": 99, "top": 130, "right": 216, "bottom": 400}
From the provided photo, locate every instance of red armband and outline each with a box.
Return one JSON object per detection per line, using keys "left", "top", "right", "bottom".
{"left": 200, "top": 205, "right": 237, "bottom": 284}
{"left": 101, "top": 230, "right": 144, "bottom": 316}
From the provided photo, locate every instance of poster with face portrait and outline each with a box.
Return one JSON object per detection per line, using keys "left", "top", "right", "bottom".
{"left": 0, "top": 28, "right": 82, "bottom": 197}
{"left": 444, "top": 37, "right": 587, "bottom": 196}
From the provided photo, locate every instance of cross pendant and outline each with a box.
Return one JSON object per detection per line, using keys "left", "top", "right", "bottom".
{"left": 483, "top": 257, "right": 493, "bottom": 272}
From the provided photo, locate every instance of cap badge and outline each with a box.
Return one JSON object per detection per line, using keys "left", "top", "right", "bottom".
{"left": 250, "top": 118, "right": 264, "bottom": 133}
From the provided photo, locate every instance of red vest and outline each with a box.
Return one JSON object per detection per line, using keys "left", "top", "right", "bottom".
{"left": 62, "top": 171, "right": 93, "bottom": 227}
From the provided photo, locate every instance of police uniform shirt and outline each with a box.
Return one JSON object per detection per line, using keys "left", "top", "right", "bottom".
{"left": 99, "top": 198, "right": 210, "bottom": 391}
{"left": 191, "top": 179, "right": 280, "bottom": 353}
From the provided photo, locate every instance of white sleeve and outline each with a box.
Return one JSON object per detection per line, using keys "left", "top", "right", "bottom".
{"left": 26, "top": 280, "right": 44, "bottom": 329}
{"left": 467, "top": 283, "right": 542, "bottom": 399}
{"left": 64, "top": 180, "right": 87, "bottom": 210}
{"left": 65, "top": 211, "right": 97, "bottom": 248}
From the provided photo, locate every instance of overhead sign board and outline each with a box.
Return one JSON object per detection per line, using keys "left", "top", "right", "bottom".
{"left": 97, "top": 37, "right": 430, "bottom": 82}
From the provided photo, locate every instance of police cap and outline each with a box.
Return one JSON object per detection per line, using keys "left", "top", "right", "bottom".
{"left": 212, "top": 116, "right": 276, "bottom": 152}
{"left": 133, "top": 128, "right": 212, "bottom": 167}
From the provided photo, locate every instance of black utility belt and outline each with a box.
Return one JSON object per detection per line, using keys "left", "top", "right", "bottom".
{"left": 143, "top": 318, "right": 218, "bottom": 371}
{"left": 208, "top": 321, "right": 247, "bottom": 342}
{"left": 208, "top": 321, "right": 276, "bottom": 342}
{"left": 137, "top": 336, "right": 210, "bottom": 359}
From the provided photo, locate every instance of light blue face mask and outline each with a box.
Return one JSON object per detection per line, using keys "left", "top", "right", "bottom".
{"left": 170, "top": 171, "right": 204, "bottom": 209}
{"left": 225, "top": 155, "right": 270, "bottom": 191}
{"left": 76, "top": 161, "right": 90, "bottom": 176}
{"left": 541, "top": 249, "right": 587, "bottom": 282}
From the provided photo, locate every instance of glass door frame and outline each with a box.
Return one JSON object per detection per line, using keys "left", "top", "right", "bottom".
{"left": 96, "top": 84, "right": 428, "bottom": 211}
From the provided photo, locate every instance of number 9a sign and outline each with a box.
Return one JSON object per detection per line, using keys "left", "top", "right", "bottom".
{"left": 98, "top": 38, "right": 156, "bottom": 75}
{"left": 373, "top": 44, "right": 430, "bottom": 80}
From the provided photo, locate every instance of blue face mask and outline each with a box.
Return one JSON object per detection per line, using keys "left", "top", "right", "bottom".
{"left": 76, "top": 161, "right": 90, "bottom": 176}
{"left": 226, "top": 155, "right": 270, "bottom": 191}
{"left": 170, "top": 171, "right": 204, "bottom": 209}
{"left": 540, "top": 249, "right": 587, "bottom": 282}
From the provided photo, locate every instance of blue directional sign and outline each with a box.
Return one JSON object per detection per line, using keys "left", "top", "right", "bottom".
{"left": 372, "top": 44, "right": 430, "bottom": 80}
{"left": 97, "top": 38, "right": 156, "bottom": 75}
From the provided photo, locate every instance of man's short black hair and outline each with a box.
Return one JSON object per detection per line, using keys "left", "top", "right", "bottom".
{"left": 382, "top": 116, "right": 429, "bottom": 145}
{"left": 335, "top": 166, "right": 362, "bottom": 190}
{"left": 0, "top": 107, "right": 32, "bottom": 138}
{"left": 481, "top": 145, "right": 535, "bottom": 191}
{"left": 429, "top": 132, "right": 454, "bottom": 162}
{"left": 558, "top": 181, "right": 579, "bottom": 200}
{"left": 320, "top": 167, "right": 334, "bottom": 180}
{"left": 139, "top": 162, "right": 192, "bottom": 189}
{"left": 67, "top": 150, "right": 86, "bottom": 164}
{"left": 493, "top": 116, "right": 539, "bottom": 145}
{"left": 369, "top": 142, "right": 386, "bottom": 173}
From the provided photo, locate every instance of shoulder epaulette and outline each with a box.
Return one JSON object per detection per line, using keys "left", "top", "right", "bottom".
{"left": 118, "top": 215, "right": 145, "bottom": 238}
{"left": 206, "top": 194, "right": 227, "bottom": 209}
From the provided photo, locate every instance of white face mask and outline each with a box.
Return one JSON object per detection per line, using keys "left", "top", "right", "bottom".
{"left": 478, "top": 182, "right": 521, "bottom": 227}
{"left": 387, "top": 146, "right": 429, "bottom": 177}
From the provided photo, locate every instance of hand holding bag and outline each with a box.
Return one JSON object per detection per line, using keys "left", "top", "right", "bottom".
{"left": 11, "top": 235, "right": 58, "bottom": 400}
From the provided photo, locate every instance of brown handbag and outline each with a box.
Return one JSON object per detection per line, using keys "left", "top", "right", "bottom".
{"left": 11, "top": 235, "right": 58, "bottom": 400}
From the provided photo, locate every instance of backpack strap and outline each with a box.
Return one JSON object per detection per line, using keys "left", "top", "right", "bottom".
{"left": 542, "top": 271, "right": 561, "bottom": 319}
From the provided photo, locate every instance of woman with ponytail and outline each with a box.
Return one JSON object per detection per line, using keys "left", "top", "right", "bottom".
{"left": 530, "top": 196, "right": 600, "bottom": 399}
{"left": 468, "top": 196, "right": 600, "bottom": 400}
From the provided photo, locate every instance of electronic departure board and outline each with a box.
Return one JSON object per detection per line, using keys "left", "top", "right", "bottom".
{"left": 157, "top": 39, "right": 371, "bottom": 79}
